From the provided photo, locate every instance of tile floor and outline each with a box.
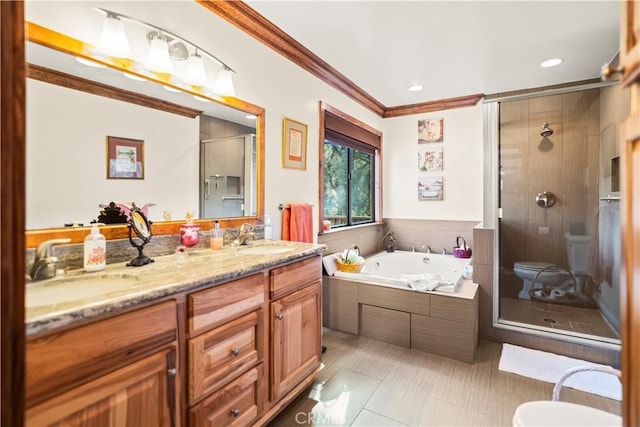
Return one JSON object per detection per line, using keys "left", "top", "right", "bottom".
{"left": 269, "top": 329, "right": 621, "bottom": 426}
{"left": 500, "top": 297, "right": 620, "bottom": 339}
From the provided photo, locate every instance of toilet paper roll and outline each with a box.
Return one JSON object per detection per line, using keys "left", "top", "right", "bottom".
{"left": 550, "top": 289, "right": 565, "bottom": 300}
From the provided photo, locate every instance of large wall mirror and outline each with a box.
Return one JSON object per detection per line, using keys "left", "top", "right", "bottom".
{"left": 24, "top": 17, "right": 265, "bottom": 248}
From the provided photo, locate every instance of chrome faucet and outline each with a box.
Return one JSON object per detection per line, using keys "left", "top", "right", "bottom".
{"left": 381, "top": 230, "right": 395, "bottom": 252}
{"left": 422, "top": 245, "right": 432, "bottom": 254}
{"left": 29, "top": 238, "right": 71, "bottom": 280}
{"left": 232, "top": 223, "right": 255, "bottom": 246}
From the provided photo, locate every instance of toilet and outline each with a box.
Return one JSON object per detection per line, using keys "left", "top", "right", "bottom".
{"left": 512, "top": 401, "right": 621, "bottom": 426}
{"left": 513, "top": 233, "right": 591, "bottom": 300}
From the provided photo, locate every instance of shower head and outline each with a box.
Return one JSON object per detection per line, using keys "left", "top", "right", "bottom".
{"left": 540, "top": 123, "right": 553, "bottom": 137}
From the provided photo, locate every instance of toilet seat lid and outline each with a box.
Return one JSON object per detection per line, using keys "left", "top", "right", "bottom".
{"left": 513, "top": 401, "right": 621, "bottom": 426}
{"left": 514, "top": 262, "right": 560, "bottom": 272}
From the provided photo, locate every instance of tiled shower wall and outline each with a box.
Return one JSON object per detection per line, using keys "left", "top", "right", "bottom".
{"left": 499, "top": 90, "right": 600, "bottom": 297}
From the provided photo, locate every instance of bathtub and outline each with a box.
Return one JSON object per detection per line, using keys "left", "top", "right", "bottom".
{"left": 333, "top": 250, "right": 470, "bottom": 293}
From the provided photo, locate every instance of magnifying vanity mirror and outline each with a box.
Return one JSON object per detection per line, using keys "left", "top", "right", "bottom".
{"left": 24, "top": 16, "right": 264, "bottom": 248}
{"left": 126, "top": 209, "right": 153, "bottom": 267}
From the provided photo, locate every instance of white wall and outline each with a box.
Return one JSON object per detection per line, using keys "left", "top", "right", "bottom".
{"left": 382, "top": 105, "right": 484, "bottom": 221}
{"left": 26, "top": 80, "right": 199, "bottom": 228}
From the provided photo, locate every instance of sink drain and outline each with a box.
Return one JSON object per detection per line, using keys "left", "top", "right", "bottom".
{"left": 542, "top": 317, "right": 557, "bottom": 324}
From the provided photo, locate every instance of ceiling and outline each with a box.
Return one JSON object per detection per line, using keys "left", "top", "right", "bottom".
{"left": 245, "top": 1, "right": 620, "bottom": 107}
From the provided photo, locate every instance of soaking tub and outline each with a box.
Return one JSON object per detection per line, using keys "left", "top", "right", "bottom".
{"left": 333, "top": 250, "right": 471, "bottom": 293}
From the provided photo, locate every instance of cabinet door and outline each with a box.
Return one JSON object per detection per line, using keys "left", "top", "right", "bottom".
{"left": 270, "top": 281, "right": 321, "bottom": 401}
{"left": 26, "top": 347, "right": 178, "bottom": 427}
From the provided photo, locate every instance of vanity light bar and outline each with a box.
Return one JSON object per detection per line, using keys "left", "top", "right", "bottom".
{"left": 94, "top": 7, "right": 236, "bottom": 74}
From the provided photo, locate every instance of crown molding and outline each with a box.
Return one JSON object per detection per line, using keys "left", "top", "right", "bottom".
{"left": 383, "top": 93, "right": 484, "bottom": 118}
{"left": 27, "top": 64, "right": 203, "bottom": 118}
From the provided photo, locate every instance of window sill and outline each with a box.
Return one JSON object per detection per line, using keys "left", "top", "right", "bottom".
{"left": 318, "top": 221, "right": 383, "bottom": 236}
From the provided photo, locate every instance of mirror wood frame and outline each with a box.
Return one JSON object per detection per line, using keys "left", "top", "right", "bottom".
{"left": 25, "top": 22, "right": 265, "bottom": 249}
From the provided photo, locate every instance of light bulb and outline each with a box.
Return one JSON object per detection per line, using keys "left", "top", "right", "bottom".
{"left": 97, "top": 14, "right": 132, "bottom": 59}
{"left": 183, "top": 51, "right": 208, "bottom": 86}
{"left": 145, "top": 35, "right": 173, "bottom": 74}
{"left": 213, "top": 67, "right": 235, "bottom": 96}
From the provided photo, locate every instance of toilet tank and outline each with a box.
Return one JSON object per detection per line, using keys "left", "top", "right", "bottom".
{"left": 565, "top": 232, "right": 591, "bottom": 274}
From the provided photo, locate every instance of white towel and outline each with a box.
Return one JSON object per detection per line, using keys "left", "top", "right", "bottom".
{"left": 499, "top": 343, "right": 621, "bottom": 401}
{"left": 322, "top": 253, "right": 339, "bottom": 276}
{"left": 400, "top": 273, "right": 453, "bottom": 291}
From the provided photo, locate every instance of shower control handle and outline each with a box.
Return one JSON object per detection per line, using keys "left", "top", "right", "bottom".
{"left": 535, "top": 191, "right": 556, "bottom": 208}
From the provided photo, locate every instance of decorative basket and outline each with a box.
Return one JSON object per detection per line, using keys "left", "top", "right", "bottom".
{"left": 335, "top": 258, "right": 365, "bottom": 273}
{"left": 335, "top": 245, "right": 364, "bottom": 273}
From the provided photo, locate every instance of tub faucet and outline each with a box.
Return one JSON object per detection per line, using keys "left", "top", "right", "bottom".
{"left": 381, "top": 230, "right": 395, "bottom": 252}
{"left": 29, "top": 238, "right": 71, "bottom": 280}
{"left": 442, "top": 248, "right": 447, "bottom": 255}
{"left": 232, "top": 223, "right": 255, "bottom": 246}
{"left": 422, "top": 245, "right": 432, "bottom": 254}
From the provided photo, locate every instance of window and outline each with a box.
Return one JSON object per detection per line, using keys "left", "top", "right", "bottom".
{"left": 319, "top": 103, "right": 381, "bottom": 230}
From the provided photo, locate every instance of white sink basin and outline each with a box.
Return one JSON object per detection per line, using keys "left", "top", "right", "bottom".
{"left": 27, "top": 273, "right": 140, "bottom": 307}
{"left": 237, "top": 245, "right": 295, "bottom": 255}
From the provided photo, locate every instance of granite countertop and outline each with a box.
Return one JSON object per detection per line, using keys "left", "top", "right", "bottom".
{"left": 26, "top": 240, "right": 326, "bottom": 336}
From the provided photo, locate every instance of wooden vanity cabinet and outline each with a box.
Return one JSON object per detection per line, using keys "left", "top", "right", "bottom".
{"left": 26, "top": 301, "right": 179, "bottom": 427}
{"left": 269, "top": 256, "right": 322, "bottom": 404}
{"left": 187, "top": 272, "right": 267, "bottom": 427}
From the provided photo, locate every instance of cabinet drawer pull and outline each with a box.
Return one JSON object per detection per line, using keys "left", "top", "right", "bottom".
{"left": 231, "top": 408, "right": 240, "bottom": 417}
{"left": 167, "top": 368, "right": 177, "bottom": 377}
{"left": 231, "top": 348, "right": 240, "bottom": 356}
{"left": 276, "top": 313, "right": 284, "bottom": 320}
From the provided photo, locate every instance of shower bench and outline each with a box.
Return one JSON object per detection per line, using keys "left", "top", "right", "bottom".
{"left": 323, "top": 277, "right": 479, "bottom": 363}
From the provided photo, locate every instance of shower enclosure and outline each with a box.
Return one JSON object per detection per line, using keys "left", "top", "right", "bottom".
{"left": 488, "top": 84, "right": 625, "bottom": 346}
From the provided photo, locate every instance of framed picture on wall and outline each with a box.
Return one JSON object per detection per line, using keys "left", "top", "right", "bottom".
{"left": 418, "top": 147, "right": 444, "bottom": 172}
{"left": 418, "top": 176, "right": 444, "bottom": 201}
{"left": 282, "top": 117, "right": 308, "bottom": 170}
{"left": 418, "top": 118, "right": 444, "bottom": 143}
{"left": 106, "top": 136, "right": 144, "bottom": 179}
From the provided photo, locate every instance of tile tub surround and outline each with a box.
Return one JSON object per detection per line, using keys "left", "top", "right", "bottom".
{"left": 25, "top": 240, "right": 325, "bottom": 335}
{"left": 318, "top": 223, "right": 384, "bottom": 257}
{"left": 383, "top": 218, "right": 479, "bottom": 254}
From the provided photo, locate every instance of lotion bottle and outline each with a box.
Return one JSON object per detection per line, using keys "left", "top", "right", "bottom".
{"left": 264, "top": 214, "right": 273, "bottom": 240}
{"left": 84, "top": 223, "right": 106, "bottom": 272}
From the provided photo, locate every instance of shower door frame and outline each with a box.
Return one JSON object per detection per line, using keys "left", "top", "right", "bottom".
{"left": 484, "top": 81, "right": 622, "bottom": 349}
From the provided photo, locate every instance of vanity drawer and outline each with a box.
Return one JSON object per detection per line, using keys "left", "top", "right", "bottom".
{"left": 27, "top": 301, "right": 177, "bottom": 404}
{"left": 190, "top": 364, "right": 262, "bottom": 427}
{"left": 189, "top": 273, "right": 265, "bottom": 334}
{"left": 189, "top": 310, "right": 262, "bottom": 403}
{"left": 270, "top": 255, "right": 321, "bottom": 299}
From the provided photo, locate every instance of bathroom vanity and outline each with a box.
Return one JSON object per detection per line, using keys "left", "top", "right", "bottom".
{"left": 25, "top": 241, "right": 324, "bottom": 426}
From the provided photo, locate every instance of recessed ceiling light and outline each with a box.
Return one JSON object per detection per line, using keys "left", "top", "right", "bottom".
{"left": 246, "top": 115, "right": 257, "bottom": 120}
{"left": 194, "top": 95, "right": 211, "bottom": 102}
{"left": 541, "top": 58, "right": 563, "bottom": 68}
{"left": 408, "top": 84, "right": 424, "bottom": 92}
{"left": 163, "top": 85, "right": 181, "bottom": 93}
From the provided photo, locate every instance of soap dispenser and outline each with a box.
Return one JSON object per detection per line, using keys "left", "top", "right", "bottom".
{"left": 84, "top": 223, "right": 106, "bottom": 272}
{"left": 264, "top": 214, "right": 273, "bottom": 240}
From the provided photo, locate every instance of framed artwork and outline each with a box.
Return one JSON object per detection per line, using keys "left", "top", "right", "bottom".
{"left": 106, "top": 136, "right": 144, "bottom": 179}
{"left": 282, "top": 117, "right": 308, "bottom": 170}
{"left": 418, "top": 176, "right": 444, "bottom": 201}
{"left": 418, "top": 118, "right": 444, "bottom": 143}
{"left": 418, "top": 147, "right": 443, "bottom": 172}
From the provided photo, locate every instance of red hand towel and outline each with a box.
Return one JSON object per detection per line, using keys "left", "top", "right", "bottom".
{"left": 282, "top": 203, "right": 313, "bottom": 243}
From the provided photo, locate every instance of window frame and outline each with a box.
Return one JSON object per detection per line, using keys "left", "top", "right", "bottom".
{"left": 318, "top": 101, "right": 382, "bottom": 233}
